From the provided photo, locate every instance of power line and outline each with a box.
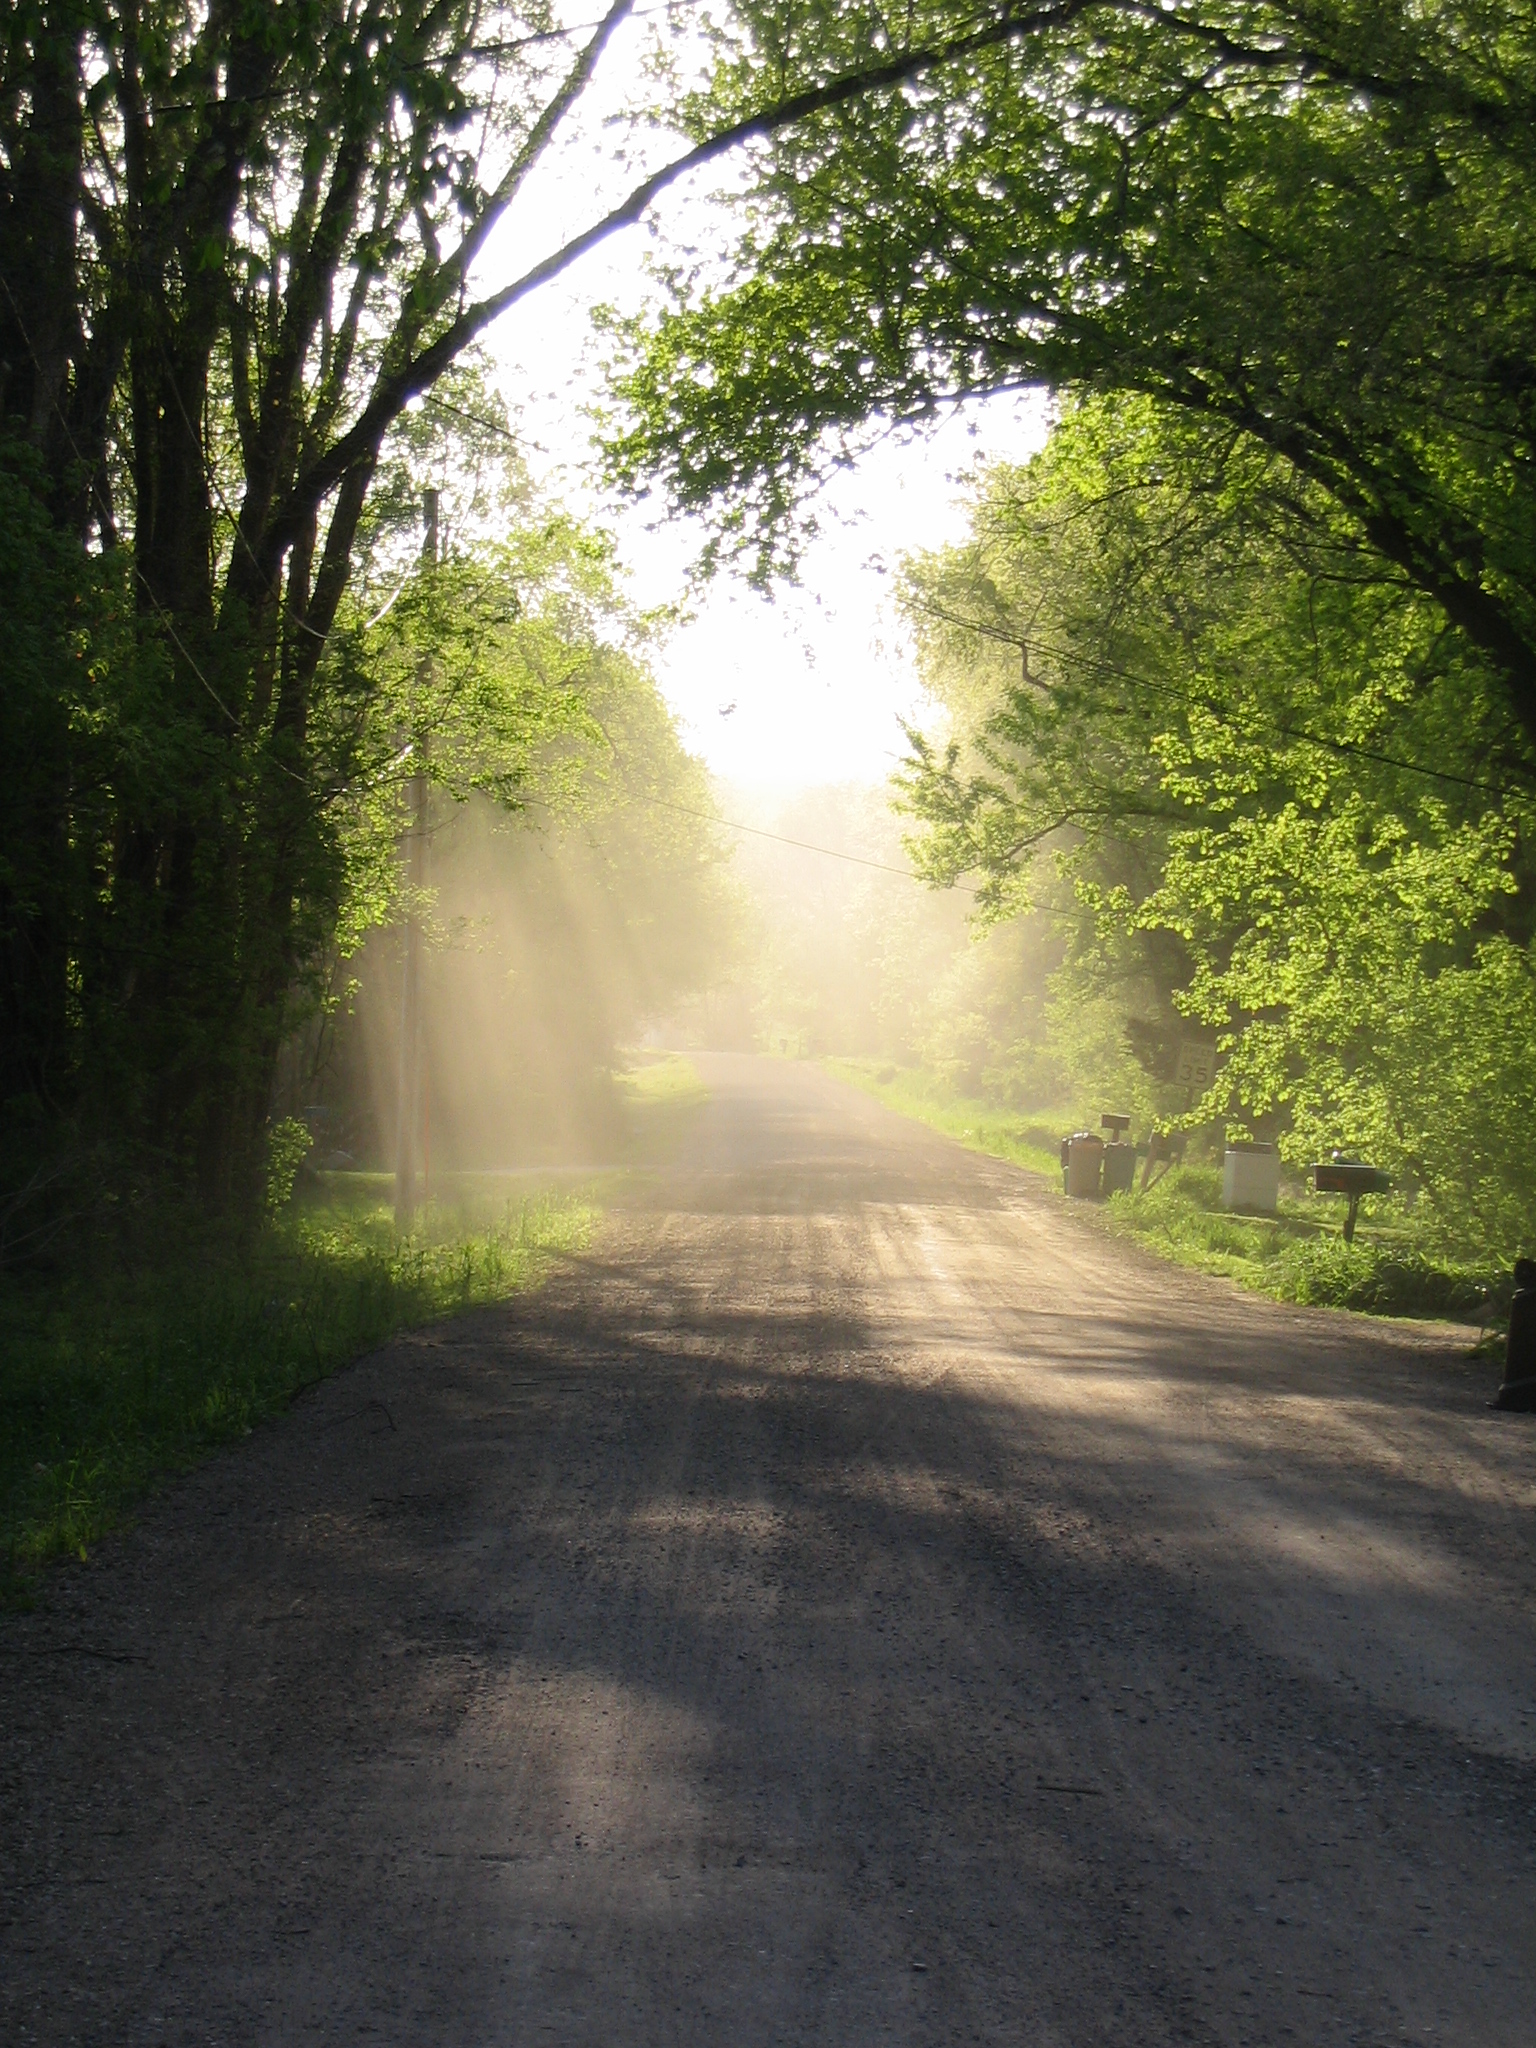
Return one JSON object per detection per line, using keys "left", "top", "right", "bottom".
{"left": 626, "top": 790, "right": 1008, "bottom": 901}
{"left": 635, "top": 791, "right": 930, "bottom": 879}
{"left": 913, "top": 598, "right": 1516, "bottom": 798}
{"left": 1027, "top": 629, "right": 1511, "bottom": 796}
{"left": 421, "top": 392, "right": 522, "bottom": 446}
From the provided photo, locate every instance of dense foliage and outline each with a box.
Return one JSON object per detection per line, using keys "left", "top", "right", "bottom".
{"left": 897, "top": 397, "right": 1536, "bottom": 1258}
{"left": 7, "top": 0, "right": 1533, "bottom": 1262}
{"left": 0, "top": 377, "right": 719, "bottom": 1226}
{"left": 607, "top": 1, "right": 1536, "bottom": 726}
{"left": 4, "top": 0, "right": 1113, "bottom": 1211}
{"left": 3, "top": 0, "right": 647, "bottom": 1203}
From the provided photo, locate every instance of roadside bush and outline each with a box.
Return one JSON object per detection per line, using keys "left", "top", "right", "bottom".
{"left": 1270, "top": 1238, "right": 1487, "bottom": 1317}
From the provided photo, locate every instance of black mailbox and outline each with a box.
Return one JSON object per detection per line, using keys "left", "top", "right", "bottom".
{"left": 1100, "top": 1114, "right": 1135, "bottom": 1196}
{"left": 1312, "top": 1159, "right": 1391, "bottom": 1243}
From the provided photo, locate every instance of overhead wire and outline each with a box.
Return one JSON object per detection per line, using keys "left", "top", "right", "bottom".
{"left": 610, "top": 790, "right": 1046, "bottom": 907}
{"left": 915, "top": 599, "right": 1516, "bottom": 798}
{"left": 1026, "top": 627, "right": 1513, "bottom": 797}
{"left": 634, "top": 790, "right": 936, "bottom": 880}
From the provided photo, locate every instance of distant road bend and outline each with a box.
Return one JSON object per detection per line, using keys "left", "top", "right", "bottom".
{"left": 3, "top": 1054, "right": 1533, "bottom": 2045}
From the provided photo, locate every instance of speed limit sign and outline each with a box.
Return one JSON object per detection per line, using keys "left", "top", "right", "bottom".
{"left": 1175, "top": 1038, "right": 1217, "bottom": 1091}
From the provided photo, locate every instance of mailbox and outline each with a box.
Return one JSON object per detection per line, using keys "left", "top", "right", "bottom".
{"left": 1223, "top": 1141, "right": 1279, "bottom": 1214}
{"left": 1312, "top": 1158, "right": 1391, "bottom": 1243}
{"left": 1100, "top": 1114, "right": 1135, "bottom": 1196}
{"left": 1063, "top": 1131, "right": 1104, "bottom": 1199}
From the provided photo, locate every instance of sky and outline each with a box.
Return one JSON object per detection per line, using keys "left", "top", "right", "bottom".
{"left": 466, "top": 10, "right": 1051, "bottom": 791}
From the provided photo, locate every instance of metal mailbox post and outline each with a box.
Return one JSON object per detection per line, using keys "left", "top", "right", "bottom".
{"left": 1495, "top": 1258, "right": 1536, "bottom": 1411}
{"left": 1312, "top": 1159, "right": 1391, "bottom": 1243}
{"left": 1140, "top": 1128, "right": 1186, "bottom": 1192}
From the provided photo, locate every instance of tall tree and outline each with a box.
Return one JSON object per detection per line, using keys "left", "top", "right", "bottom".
{"left": 897, "top": 395, "right": 1536, "bottom": 1252}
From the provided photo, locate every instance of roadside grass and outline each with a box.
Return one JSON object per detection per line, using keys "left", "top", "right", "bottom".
{"left": 1, "top": 1180, "right": 590, "bottom": 1602}
{"left": 1101, "top": 1165, "right": 1490, "bottom": 1319}
{"left": 614, "top": 1051, "right": 709, "bottom": 1163}
{"left": 616, "top": 1050, "right": 708, "bottom": 1111}
{"left": 826, "top": 1058, "right": 1064, "bottom": 1177}
{"left": 828, "top": 1057, "right": 1493, "bottom": 1324}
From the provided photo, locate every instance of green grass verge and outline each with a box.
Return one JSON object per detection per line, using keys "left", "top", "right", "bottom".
{"left": 826, "top": 1058, "right": 1064, "bottom": 1178}
{"left": 615, "top": 1051, "right": 708, "bottom": 1112}
{"left": 827, "top": 1058, "right": 1491, "bottom": 1324}
{"left": 613, "top": 1051, "right": 709, "bottom": 1164}
{"left": 1101, "top": 1165, "right": 1488, "bottom": 1318}
{"left": 1, "top": 1179, "right": 591, "bottom": 1598}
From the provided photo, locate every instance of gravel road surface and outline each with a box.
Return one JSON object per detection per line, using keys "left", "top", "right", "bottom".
{"left": 3, "top": 1053, "right": 1533, "bottom": 2046}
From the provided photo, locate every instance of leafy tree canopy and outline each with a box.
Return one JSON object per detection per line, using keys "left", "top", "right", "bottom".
{"left": 6, "top": 0, "right": 1138, "bottom": 1202}
{"left": 604, "top": 0, "right": 1536, "bottom": 741}
{"left": 897, "top": 393, "right": 1536, "bottom": 1255}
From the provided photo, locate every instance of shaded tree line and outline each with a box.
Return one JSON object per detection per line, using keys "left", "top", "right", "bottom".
{"left": 1, "top": 0, "right": 1012, "bottom": 1212}
{"left": 896, "top": 397, "right": 1535, "bottom": 1255}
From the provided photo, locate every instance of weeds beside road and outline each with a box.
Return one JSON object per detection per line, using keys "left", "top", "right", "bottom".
{"left": 828, "top": 1057, "right": 1495, "bottom": 1325}
{"left": 0, "top": 1052, "right": 710, "bottom": 1604}
{"left": 0, "top": 1180, "right": 591, "bottom": 1598}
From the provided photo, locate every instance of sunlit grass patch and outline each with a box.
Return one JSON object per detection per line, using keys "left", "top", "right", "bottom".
{"left": 1101, "top": 1165, "right": 1488, "bottom": 1317}
{"left": 612, "top": 1051, "right": 709, "bottom": 1168}
{"left": 615, "top": 1051, "right": 708, "bottom": 1109}
{"left": 0, "top": 1184, "right": 590, "bottom": 1599}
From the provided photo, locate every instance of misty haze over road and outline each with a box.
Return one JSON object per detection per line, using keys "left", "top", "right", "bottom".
{"left": 4, "top": 1057, "right": 1532, "bottom": 2044}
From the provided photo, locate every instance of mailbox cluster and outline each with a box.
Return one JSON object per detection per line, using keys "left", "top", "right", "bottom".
{"left": 1056, "top": 1126, "right": 1396, "bottom": 1245}
{"left": 1059, "top": 1115, "right": 1137, "bottom": 1199}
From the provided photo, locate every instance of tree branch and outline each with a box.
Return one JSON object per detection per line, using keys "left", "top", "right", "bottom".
{"left": 268, "top": 0, "right": 1090, "bottom": 564}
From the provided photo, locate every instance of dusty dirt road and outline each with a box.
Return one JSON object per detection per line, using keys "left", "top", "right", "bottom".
{"left": 3, "top": 1054, "right": 1534, "bottom": 2046}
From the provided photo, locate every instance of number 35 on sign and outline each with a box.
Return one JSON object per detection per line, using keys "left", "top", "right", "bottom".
{"left": 1175, "top": 1039, "right": 1217, "bottom": 1091}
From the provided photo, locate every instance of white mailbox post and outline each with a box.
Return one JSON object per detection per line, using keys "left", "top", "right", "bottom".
{"left": 1222, "top": 1142, "right": 1280, "bottom": 1214}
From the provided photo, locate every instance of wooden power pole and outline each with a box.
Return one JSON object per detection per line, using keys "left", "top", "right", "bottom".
{"left": 394, "top": 488, "right": 438, "bottom": 1230}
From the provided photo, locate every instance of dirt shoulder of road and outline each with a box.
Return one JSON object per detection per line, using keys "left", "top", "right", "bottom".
{"left": 0, "top": 1061, "right": 712, "bottom": 1611}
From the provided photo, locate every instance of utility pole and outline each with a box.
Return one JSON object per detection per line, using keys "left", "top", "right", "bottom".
{"left": 394, "top": 488, "right": 437, "bottom": 1230}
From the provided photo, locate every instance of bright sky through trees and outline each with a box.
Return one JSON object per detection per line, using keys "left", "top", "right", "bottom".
{"left": 468, "top": 4, "right": 1049, "bottom": 786}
